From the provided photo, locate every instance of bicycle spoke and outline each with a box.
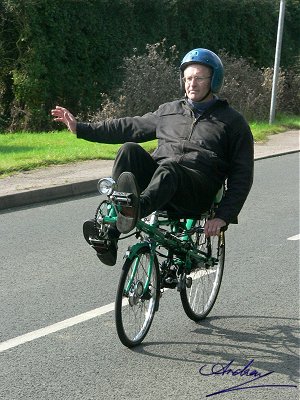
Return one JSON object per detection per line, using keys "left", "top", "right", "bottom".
{"left": 115, "top": 247, "right": 159, "bottom": 347}
{"left": 180, "top": 219, "right": 225, "bottom": 321}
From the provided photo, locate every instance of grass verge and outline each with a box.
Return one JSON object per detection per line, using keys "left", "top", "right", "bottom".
{"left": 0, "top": 114, "right": 299, "bottom": 177}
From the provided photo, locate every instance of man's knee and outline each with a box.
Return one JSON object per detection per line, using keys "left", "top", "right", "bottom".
{"left": 113, "top": 142, "right": 156, "bottom": 183}
{"left": 114, "top": 143, "right": 144, "bottom": 172}
{"left": 116, "top": 142, "right": 144, "bottom": 158}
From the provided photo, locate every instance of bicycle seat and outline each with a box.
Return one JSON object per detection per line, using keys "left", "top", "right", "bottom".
{"left": 156, "top": 185, "right": 225, "bottom": 220}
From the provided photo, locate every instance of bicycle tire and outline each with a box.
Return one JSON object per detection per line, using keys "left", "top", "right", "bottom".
{"left": 180, "top": 219, "right": 225, "bottom": 321}
{"left": 115, "top": 246, "right": 160, "bottom": 347}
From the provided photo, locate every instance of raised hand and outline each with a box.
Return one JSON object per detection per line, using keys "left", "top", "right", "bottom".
{"left": 51, "top": 106, "right": 77, "bottom": 133}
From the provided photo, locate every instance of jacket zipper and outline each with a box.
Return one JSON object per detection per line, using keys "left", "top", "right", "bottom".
{"left": 178, "top": 116, "right": 199, "bottom": 164}
{"left": 188, "top": 114, "right": 203, "bottom": 141}
{"left": 180, "top": 100, "right": 219, "bottom": 161}
{"left": 186, "top": 99, "right": 222, "bottom": 141}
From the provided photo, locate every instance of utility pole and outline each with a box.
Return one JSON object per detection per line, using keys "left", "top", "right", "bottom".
{"left": 269, "top": 0, "right": 286, "bottom": 124}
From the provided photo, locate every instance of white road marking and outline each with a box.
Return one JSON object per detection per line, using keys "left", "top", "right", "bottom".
{"left": 0, "top": 268, "right": 214, "bottom": 353}
{"left": 287, "top": 234, "right": 300, "bottom": 241}
{"left": 0, "top": 302, "right": 115, "bottom": 353}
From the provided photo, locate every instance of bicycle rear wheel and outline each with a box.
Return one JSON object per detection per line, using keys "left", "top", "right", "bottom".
{"left": 180, "top": 220, "right": 225, "bottom": 321}
{"left": 115, "top": 246, "right": 160, "bottom": 347}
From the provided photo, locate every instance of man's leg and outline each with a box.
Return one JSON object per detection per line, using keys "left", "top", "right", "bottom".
{"left": 83, "top": 142, "right": 158, "bottom": 265}
{"left": 112, "top": 142, "right": 158, "bottom": 190}
{"left": 116, "top": 159, "right": 220, "bottom": 233}
{"left": 140, "top": 160, "right": 220, "bottom": 218}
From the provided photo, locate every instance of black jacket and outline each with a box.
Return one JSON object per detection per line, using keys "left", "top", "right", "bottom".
{"left": 76, "top": 98, "right": 254, "bottom": 224}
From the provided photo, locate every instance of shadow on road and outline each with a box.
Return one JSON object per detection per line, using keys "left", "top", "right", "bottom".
{"left": 134, "top": 314, "right": 299, "bottom": 385}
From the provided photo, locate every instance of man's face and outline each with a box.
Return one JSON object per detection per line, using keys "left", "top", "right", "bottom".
{"left": 183, "top": 64, "right": 213, "bottom": 102}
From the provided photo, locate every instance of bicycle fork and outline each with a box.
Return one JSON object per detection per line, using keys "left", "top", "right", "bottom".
{"left": 124, "top": 240, "right": 160, "bottom": 311}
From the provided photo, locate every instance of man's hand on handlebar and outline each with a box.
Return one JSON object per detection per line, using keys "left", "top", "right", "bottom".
{"left": 51, "top": 106, "right": 77, "bottom": 134}
{"left": 204, "top": 218, "right": 226, "bottom": 237}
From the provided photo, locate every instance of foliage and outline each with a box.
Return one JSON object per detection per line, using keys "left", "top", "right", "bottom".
{"left": 220, "top": 51, "right": 300, "bottom": 120}
{"left": 87, "top": 41, "right": 180, "bottom": 121}
{"left": 87, "top": 42, "right": 300, "bottom": 122}
{"left": 0, "top": 0, "right": 299, "bottom": 131}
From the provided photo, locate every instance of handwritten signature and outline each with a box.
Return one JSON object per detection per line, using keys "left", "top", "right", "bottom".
{"left": 199, "top": 359, "right": 297, "bottom": 397}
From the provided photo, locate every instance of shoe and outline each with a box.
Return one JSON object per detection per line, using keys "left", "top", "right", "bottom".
{"left": 115, "top": 172, "right": 140, "bottom": 234}
{"left": 82, "top": 219, "right": 118, "bottom": 266}
{"left": 162, "top": 268, "right": 178, "bottom": 289}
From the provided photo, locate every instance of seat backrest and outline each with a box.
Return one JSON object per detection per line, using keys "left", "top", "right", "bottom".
{"left": 155, "top": 184, "right": 225, "bottom": 220}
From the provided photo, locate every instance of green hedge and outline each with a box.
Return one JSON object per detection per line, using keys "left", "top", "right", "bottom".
{"left": 0, "top": 0, "right": 299, "bottom": 131}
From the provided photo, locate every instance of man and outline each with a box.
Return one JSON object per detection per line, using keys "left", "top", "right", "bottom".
{"left": 51, "top": 48, "right": 254, "bottom": 266}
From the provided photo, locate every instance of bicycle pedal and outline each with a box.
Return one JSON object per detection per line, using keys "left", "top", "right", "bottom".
{"left": 163, "top": 277, "right": 178, "bottom": 289}
{"left": 165, "top": 276, "right": 177, "bottom": 284}
{"left": 89, "top": 237, "right": 109, "bottom": 250}
{"left": 111, "top": 191, "right": 133, "bottom": 205}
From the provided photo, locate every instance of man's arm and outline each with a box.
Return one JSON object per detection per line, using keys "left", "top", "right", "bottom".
{"left": 51, "top": 105, "right": 158, "bottom": 144}
{"left": 214, "top": 118, "right": 254, "bottom": 225}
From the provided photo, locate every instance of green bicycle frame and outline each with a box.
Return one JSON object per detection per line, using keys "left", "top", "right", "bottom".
{"left": 100, "top": 208, "right": 210, "bottom": 297}
{"left": 98, "top": 184, "right": 224, "bottom": 297}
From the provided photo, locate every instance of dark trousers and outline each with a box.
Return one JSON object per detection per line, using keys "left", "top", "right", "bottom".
{"left": 112, "top": 142, "right": 219, "bottom": 218}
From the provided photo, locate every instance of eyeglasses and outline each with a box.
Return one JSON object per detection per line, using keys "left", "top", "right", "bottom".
{"left": 182, "top": 75, "right": 212, "bottom": 84}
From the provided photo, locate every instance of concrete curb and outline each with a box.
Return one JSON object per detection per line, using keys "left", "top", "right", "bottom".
{"left": 254, "top": 149, "right": 299, "bottom": 161}
{"left": 1, "top": 149, "right": 299, "bottom": 212}
{"left": 0, "top": 179, "right": 99, "bottom": 211}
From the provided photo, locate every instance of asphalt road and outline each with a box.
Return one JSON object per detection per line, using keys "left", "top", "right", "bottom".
{"left": 0, "top": 153, "right": 299, "bottom": 400}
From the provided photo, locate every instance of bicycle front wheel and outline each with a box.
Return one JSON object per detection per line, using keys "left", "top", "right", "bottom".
{"left": 180, "top": 227, "right": 225, "bottom": 321}
{"left": 115, "top": 246, "right": 160, "bottom": 347}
